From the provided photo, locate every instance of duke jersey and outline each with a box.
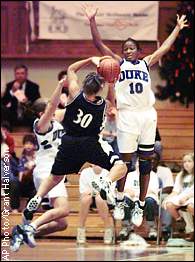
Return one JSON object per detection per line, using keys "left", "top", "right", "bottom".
{"left": 115, "top": 59, "right": 155, "bottom": 111}
{"left": 62, "top": 91, "right": 106, "bottom": 137}
{"left": 33, "top": 118, "right": 65, "bottom": 164}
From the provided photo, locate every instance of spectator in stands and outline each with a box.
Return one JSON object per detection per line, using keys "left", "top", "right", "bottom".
{"left": 152, "top": 150, "right": 174, "bottom": 241}
{"left": 2, "top": 65, "right": 41, "bottom": 129}
{"left": 1, "top": 121, "right": 17, "bottom": 160}
{"left": 12, "top": 134, "right": 37, "bottom": 211}
{"left": 77, "top": 165, "right": 115, "bottom": 245}
{"left": 57, "top": 70, "right": 69, "bottom": 109}
{"left": 119, "top": 160, "right": 160, "bottom": 242}
{"left": 1, "top": 129, "right": 19, "bottom": 212}
{"left": 162, "top": 152, "right": 194, "bottom": 239}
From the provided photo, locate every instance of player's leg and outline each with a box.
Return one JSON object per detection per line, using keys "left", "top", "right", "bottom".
{"left": 89, "top": 137, "right": 127, "bottom": 206}
{"left": 33, "top": 196, "right": 69, "bottom": 234}
{"left": 77, "top": 193, "right": 92, "bottom": 244}
{"left": 95, "top": 194, "right": 114, "bottom": 244}
{"left": 113, "top": 130, "right": 138, "bottom": 220}
{"left": 17, "top": 179, "right": 69, "bottom": 248}
{"left": 131, "top": 108, "right": 157, "bottom": 227}
{"left": 23, "top": 174, "right": 65, "bottom": 222}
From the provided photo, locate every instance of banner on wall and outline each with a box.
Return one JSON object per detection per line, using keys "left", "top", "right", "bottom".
{"left": 38, "top": 1, "right": 159, "bottom": 41}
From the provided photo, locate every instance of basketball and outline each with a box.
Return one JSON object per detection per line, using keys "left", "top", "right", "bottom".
{"left": 97, "top": 58, "right": 120, "bottom": 83}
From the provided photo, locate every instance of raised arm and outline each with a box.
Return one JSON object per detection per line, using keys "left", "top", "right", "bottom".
{"left": 67, "top": 56, "right": 110, "bottom": 100}
{"left": 67, "top": 57, "right": 94, "bottom": 100}
{"left": 144, "top": 14, "right": 189, "bottom": 67}
{"left": 36, "top": 79, "right": 66, "bottom": 133}
{"left": 82, "top": 3, "right": 121, "bottom": 62}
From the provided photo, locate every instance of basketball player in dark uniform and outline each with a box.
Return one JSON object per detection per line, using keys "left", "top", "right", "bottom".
{"left": 15, "top": 56, "right": 127, "bottom": 247}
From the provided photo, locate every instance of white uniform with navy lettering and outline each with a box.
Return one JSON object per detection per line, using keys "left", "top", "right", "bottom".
{"left": 33, "top": 118, "right": 68, "bottom": 199}
{"left": 115, "top": 59, "right": 157, "bottom": 153}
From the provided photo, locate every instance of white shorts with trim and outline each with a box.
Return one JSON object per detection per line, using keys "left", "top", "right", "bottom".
{"left": 33, "top": 167, "right": 68, "bottom": 199}
{"left": 117, "top": 107, "right": 157, "bottom": 153}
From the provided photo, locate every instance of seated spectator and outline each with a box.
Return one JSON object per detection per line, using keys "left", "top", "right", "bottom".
{"left": 1, "top": 121, "right": 18, "bottom": 160}
{"left": 119, "top": 160, "right": 161, "bottom": 242}
{"left": 11, "top": 134, "right": 37, "bottom": 212}
{"left": 152, "top": 150, "right": 174, "bottom": 241}
{"left": 1, "top": 65, "right": 40, "bottom": 129}
{"left": 162, "top": 152, "right": 194, "bottom": 239}
{"left": 77, "top": 165, "right": 115, "bottom": 245}
{"left": 57, "top": 70, "right": 69, "bottom": 109}
{"left": 1, "top": 130, "right": 19, "bottom": 212}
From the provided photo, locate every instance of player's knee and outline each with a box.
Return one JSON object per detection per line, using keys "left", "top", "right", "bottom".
{"left": 139, "top": 157, "right": 152, "bottom": 176}
{"left": 50, "top": 174, "right": 63, "bottom": 184}
{"left": 57, "top": 218, "right": 68, "bottom": 231}
{"left": 81, "top": 194, "right": 92, "bottom": 205}
{"left": 120, "top": 163, "right": 128, "bottom": 175}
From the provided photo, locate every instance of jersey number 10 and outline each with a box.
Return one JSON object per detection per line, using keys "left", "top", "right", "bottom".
{"left": 129, "top": 82, "right": 143, "bottom": 94}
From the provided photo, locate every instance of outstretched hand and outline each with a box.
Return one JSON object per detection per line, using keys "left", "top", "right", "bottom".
{"left": 91, "top": 56, "right": 112, "bottom": 67}
{"left": 176, "top": 14, "right": 189, "bottom": 30}
{"left": 81, "top": 3, "right": 98, "bottom": 20}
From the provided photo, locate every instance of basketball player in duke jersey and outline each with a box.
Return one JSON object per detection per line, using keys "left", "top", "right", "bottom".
{"left": 83, "top": 4, "right": 188, "bottom": 225}
{"left": 13, "top": 56, "right": 127, "bottom": 247}
{"left": 10, "top": 80, "right": 70, "bottom": 251}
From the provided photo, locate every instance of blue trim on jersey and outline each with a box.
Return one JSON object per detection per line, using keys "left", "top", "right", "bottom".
{"left": 143, "top": 60, "right": 149, "bottom": 72}
{"left": 120, "top": 59, "right": 125, "bottom": 66}
{"left": 124, "top": 59, "right": 140, "bottom": 65}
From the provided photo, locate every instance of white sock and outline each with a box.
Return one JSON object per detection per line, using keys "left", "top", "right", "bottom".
{"left": 117, "top": 191, "right": 124, "bottom": 201}
{"left": 139, "top": 200, "right": 145, "bottom": 207}
{"left": 30, "top": 222, "right": 37, "bottom": 230}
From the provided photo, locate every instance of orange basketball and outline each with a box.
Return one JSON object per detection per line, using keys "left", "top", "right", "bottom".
{"left": 97, "top": 58, "right": 120, "bottom": 83}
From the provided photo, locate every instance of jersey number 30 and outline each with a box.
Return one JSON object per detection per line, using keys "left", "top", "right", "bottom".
{"left": 129, "top": 82, "right": 143, "bottom": 94}
{"left": 73, "top": 109, "right": 93, "bottom": 128}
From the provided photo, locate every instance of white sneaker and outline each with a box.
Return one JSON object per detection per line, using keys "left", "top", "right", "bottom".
{"left": 131, "top": 201, "right": 144, "bottom": 227}
{"left": 148, "top": 227, "right": 157, "bottom": 239}
{"left": 10, "top": 226, "right": 24, "bottom": 252}
{"left": 91, "top": 178, "right": 116, "bottom": 206}
{"left": 77, "top": 228, "right": 86, "bottom": 245}
{"left": 104, "top": 227, "right": 114, "bottom": 244}
{"left": 113, "top": 201, "right": 125, "bottom": 220}
{"left": 17, "top": 224, "right": 36, "bottom": 248}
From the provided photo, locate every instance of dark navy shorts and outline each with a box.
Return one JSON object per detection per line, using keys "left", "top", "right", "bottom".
{"left": 51, "top": 135, "right": 123, "bottom": 176}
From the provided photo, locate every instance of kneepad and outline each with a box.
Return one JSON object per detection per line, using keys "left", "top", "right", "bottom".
{"left": 139, "top": 159, "right": 152, "bottom": 176}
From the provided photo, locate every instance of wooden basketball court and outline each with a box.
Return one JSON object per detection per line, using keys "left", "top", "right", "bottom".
{"left": 9, "top": 239, "right": 194, "bottom": 261}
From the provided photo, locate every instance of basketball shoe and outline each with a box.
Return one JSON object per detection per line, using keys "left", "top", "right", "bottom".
{"left": 17, "top": 224, "right": 36, "bottom": 248}
{"left": 10, "top": 226, "right": 24, "bottom": 252}
{"left": 91, "top": 177, "right": 116, "bottom": 206}
{"left": 22, "top": 196, "right": 42, "bottom": 224}
{"left": 131, "top": 201, "right": 144, "bottom": 227}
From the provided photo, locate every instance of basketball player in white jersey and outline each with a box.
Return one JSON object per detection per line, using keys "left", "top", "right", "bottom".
{"left": 83, "top": 4, "right": 188, "bottom": 225}
{"left": 11, "top": 79, "right": 69, "bottom": 251}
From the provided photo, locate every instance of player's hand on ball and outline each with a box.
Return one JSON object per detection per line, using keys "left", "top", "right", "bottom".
{"left": 176, "top": 14, "right": 189, "bottom": 30}
{"left": 91, "top": 56, "right": 102, "bottom": 67}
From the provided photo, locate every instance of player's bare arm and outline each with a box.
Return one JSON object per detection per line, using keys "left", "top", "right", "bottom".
{"left": 144, "top": 14, "right": 188, "bottom": 67}
{"left": 67, "top": 56, "right": 109, "bottom": 101}
{"left": 82, "top": 3, "right": 121, "bottom": 62}
{"left": 36, "top": 78, "right": 66, "bottom": 133}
